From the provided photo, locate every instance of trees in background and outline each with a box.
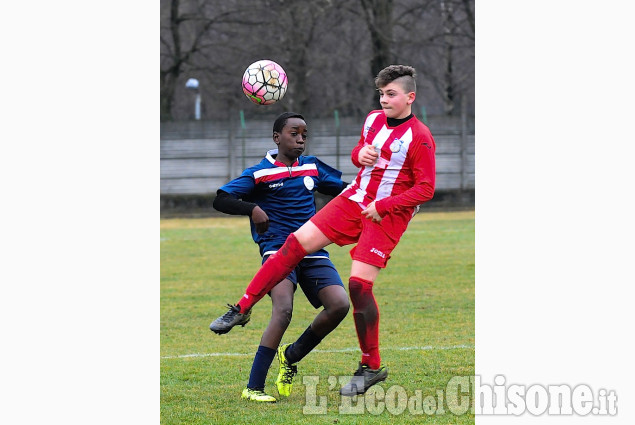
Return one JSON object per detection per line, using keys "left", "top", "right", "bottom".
{"left": 160, "top": 0, "right": 474, "bottom": 121}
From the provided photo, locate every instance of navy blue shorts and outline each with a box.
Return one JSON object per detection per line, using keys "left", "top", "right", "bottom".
{"left": 262, "top": 255, "right": 344, "bottom": 309}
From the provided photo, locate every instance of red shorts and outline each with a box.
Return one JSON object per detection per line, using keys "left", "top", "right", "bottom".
{"left": 309, "top": 196, "right": 412, "bottom": 268}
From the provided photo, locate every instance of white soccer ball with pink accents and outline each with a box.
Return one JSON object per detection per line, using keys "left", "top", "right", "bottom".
{"left": 241, "top": 60, "right": 288, "bottom": 105}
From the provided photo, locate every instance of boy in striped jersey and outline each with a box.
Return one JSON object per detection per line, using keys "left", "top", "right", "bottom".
{"left": 211, "top": 65, "right": 436, "bottom": 396}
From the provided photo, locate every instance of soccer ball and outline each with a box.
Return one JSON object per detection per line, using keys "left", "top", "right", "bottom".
{"left": 241, "top": 60, "right": 288, "bottom": 105}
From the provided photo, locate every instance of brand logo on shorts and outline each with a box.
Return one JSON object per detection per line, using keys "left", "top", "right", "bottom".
{"left": 370, "top": 247, "right": 386, "bottom": 259}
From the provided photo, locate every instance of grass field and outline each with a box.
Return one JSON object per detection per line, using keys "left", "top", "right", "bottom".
{"left": 161, "top": 210, "right": 474, "bottom": 424}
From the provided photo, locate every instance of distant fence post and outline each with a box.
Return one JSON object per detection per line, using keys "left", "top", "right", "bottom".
{"left": 460, "top": 96, "right": 468, "bottom": 191}
{"left": 334, "top": 109, "right": 340, "bottom": 170}
{"left": 420, "top": 106, "right": 428, "bottom": 125}
{"left": 240, "top": 110, "right": 246, "bottom": 171}
{"left": 228, "top": 112, "right": 235, "bottom": 181}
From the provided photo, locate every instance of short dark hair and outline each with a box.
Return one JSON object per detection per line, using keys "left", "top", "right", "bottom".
{"left": 273, "top": 112, "right": 305, "bottom": 134}
{"left": 375, "top": 65, "right": 416, "bottom": 93}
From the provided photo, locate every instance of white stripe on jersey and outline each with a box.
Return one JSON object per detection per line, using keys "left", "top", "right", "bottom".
{"left": 357, "top": 124, "right": 393, "bottom": 194}
{"left": 371, "top": 124, "right": 393, "bottom": 152}
{"left": 375, "top": 127, "right": 413, "bottom": 200}
{"left": 362, "top": 112, "right": 382, "bottom": 138}
{"left": 347, "top": 187, "right": 366, "bottom": 203}
{"left": 253, "top": 163, "right": 317, "bottom": 180}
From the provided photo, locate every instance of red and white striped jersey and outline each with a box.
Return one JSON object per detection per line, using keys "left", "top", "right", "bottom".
{"left": 340, "top": 110, "right": 436, "bottom": 217}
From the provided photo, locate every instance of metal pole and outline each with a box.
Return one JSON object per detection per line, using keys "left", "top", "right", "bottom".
{"left": 240, "top": 110, "right": 246, "bottom": 170}
{"left": 195, "top": 93, "right": 201, "bottom": 120}
{"left": 228, "top": 111, "right": 235, "bottom": 180}
{"left": 185, "top": 78, "right": 201, "bottom": 121}
{"left": 420, "top": 106, "right": 428, "bottom": 125}
{"left": 334, "top": 109, "right": 340, "bottom": 170}
{"left": 460, "top": 95, "right": 468, "bottom": 191}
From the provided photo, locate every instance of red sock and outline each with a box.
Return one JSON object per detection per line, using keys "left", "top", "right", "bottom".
{"left": 348, "top": 277, "right": 381, "bottom": 369}
{"left": 236, "top": 233, "right": 307, "bottom": 313}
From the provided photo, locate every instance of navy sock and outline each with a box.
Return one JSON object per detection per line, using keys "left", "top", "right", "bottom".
{"left": 285, "top": 326, "right": 323, "bottom": 364}
{"left": 247, "top": 345, "right": 277, "bottom": 390}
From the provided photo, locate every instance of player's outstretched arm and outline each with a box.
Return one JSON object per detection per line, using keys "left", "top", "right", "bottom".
{"left": 213, "top": 190, "right": 257, "bottom": 215}
{"left": 213, "top": 190, "right": 269, "bottom": 233}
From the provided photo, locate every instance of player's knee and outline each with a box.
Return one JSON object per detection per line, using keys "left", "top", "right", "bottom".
{"left": 325, "top": 293, "right": 350, "bottom": 322}
{"left": 348, "top": 277, "right": 374, "bottom": 304}
{"left": 334, "top": 301, "right": 350, "bottom": 322}
{"left": 273, "top": 305, "right": 293, "bottom": 328}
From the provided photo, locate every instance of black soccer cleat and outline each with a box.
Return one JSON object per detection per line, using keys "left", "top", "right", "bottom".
{"left": 339, "top": 362, "right": 388, "bottom": 396}
{"left": 209, "top": 304, "right": 251, "bottom": 335}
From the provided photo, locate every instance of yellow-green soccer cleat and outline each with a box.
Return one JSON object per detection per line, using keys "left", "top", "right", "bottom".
{"left": 241, "top": 387, "right": 277, "bottom": 403}
{"left": 276, "top": 343, "right": 298, "bottom": 397}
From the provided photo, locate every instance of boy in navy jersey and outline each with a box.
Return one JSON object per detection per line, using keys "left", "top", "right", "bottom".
{"left": 211, "top": 65, "right": 436, "bottom": 396}
{"left": 210, "top": 112, "right": 349, "bottom": 402}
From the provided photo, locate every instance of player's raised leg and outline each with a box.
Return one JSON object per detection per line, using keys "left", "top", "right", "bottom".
{"left": 210, "top": 221, "right": 332, "bottom": 335}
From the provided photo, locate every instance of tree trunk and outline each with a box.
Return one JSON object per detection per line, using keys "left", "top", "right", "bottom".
{"left": 360, "top": 0, "right": 394, "bottom": 110}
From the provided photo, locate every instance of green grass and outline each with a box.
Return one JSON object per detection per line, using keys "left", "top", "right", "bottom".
{"left": 161, "top": 210, "right": 475, "bottom": 424}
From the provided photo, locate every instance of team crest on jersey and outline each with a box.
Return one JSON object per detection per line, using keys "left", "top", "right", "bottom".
{"left": 390, "top": 138, "right": 405, "bottom": 153}
{"left": 303, "top": 176, "right": 315, "bottom": 191}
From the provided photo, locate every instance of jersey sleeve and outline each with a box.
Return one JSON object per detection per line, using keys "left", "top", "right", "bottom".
{"left": 314, "top": 158, "right": 347, "bottom": 196}
{"left": 214, "top": 190, "right": 257, "bottom": 215}
{"left": 351, "top": 110, "right": 381, "bottom": 168}
{"left": 219, "top": 170, "right": 256, "bottom": 198}
{"left": 375, "top": 131, "right": 436, "bottom": 217}
{"left": 350, "top": 138, "right": 364, "bottom": 169}
{"left": 350, "top": 126, "right": 370, "bottom": 168}
{"left": 213, "top": 172, "right": 258, "bottom": 216}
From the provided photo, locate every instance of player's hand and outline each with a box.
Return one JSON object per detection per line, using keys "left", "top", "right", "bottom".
{"left": 358, "top": 145, "right": 379, "bottom": 167}
{"left": 361, "top": 201, "right": 382, "bottom": 222}
{"left": 251, "top": 206, "right": 269, "bottom": 234}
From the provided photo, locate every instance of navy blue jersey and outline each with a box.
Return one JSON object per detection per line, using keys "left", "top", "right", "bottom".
{"left": 218, "top": 149, "right": 345, "bottom": 257}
